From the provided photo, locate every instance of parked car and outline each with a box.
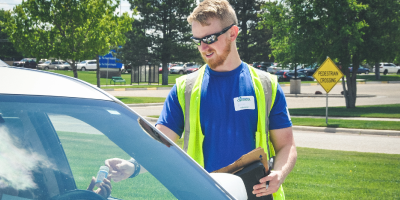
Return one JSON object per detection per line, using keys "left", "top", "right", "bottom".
{"left": 298, "top": 63, "right": 318, "bottom": 76}
{"left": 349, "top": 65, "right": 370, "bottom": 74}
{"left": 252, "top": 62, "right": 273, "bottom": 71}
{"left": 267, "top": 63, "right": 282, "bottom": 74}
{"left": 169, "top": 64, "right": 186, "bottom": 74}
{"left": 37, "top": 60, "right": 64, "bottom": 70}
{"left": 38, "top": 59, "right": 48, "bottom": 64}
{"left": 159, "top": 64, "right": 174, "bottom": 73}
{"left": 77, "top": 60, "right": 97, "bottom": 71}
{"left": 121, "top": 63, "right": 132, "bottom": 73}
{"left": 0, "top": 66, "right": 249, "bottom": 200}
{"left": 186, "top": 64, "right": 202, "bottom": 74}
{"left": 276, "top": 70, "right": 314, "bottom": 82}
{"left": 23, "top": 60, "right": 37, "bottom": 69}
{"left": 13, "top": 58, "right": 36, "bottom": 67}
{"left": 55, "top": 62, "right": 72, "bottom": 70}
{"left": 372, "top": 63, "right": 400, "bottom": 75}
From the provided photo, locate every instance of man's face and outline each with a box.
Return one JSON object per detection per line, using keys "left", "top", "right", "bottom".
{"left": 192, "top": 18, "right": 232, "bottom": 70}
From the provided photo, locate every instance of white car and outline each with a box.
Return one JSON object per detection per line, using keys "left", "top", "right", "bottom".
{"left": 0, "top": 66, "right": 247, "bottom": 200}
{"left": 77, "top": 60, "right": 97, "bottom": 71}
{"left": 372, "top": 63, "right": 400, "bottom": 75}
{"left": 267, "top": 63, "right": 282, "bottom": 74}
{"left": 169, "top": 65, "right": 186, "bottom": 74}
{"left": 37, "top": 60, "right": 64, "bottom": 70}
{"left": 55, "top": 62, "right": 72, "bottom": 70}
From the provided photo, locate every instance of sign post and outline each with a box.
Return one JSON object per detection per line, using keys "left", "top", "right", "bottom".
{"left": 313, "top": 57, "right": 344, "bottom": 124}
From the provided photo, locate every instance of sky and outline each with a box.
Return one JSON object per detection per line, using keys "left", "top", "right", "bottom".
{"left": 0, "top": 0, "right": 134, "bottom": 16}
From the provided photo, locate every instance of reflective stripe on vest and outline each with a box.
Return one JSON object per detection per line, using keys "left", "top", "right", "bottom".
{"left": 176, "top": 63, "right": 285, "bottom": 200}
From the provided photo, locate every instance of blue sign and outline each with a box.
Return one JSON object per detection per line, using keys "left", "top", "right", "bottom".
{"left": 99, "top": 50, "right": 122, "bottom": 69}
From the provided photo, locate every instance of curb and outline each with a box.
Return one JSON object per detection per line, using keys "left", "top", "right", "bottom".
{"left": 142, "top": 117, "right": 400, "bottom": 137}
{"left": 293, "top": 125, "right": 400, "bottom": 136}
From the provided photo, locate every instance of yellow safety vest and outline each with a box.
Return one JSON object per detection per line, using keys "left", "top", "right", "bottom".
{"left": 176, "top": 63, "right": 285, "bottom": 199}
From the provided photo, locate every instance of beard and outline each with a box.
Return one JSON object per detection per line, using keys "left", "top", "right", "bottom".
{"left": 201, "top": 38, "right": 231, "bottom": 70}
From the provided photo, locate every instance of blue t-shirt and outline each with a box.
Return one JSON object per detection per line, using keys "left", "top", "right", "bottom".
{"left": 156, "top": 62, "right": 292, "bottom": 172}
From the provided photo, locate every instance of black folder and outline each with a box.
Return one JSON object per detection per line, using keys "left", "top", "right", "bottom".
{"left": 234, "top": 161, "right": 273, "bottom": 200}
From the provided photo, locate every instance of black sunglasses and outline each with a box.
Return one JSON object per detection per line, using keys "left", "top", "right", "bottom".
{"left": 191, "top": 24, "right": 235, "bottom": 46}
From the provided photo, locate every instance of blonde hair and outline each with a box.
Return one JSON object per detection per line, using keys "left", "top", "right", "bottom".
{"left": 187, "top": 0, "right": 238, "bottom": 28}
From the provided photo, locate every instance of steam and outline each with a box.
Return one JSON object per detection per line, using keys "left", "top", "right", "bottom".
{"left": 0, "top": 126, "right": 54, "bottom": 191}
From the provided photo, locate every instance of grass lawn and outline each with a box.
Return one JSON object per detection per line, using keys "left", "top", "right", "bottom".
{"left": 291, "top": 117, "right": 400, "bottom": 130}
{"left": 57, "top": 131, "right": 400, "bottom": 199}
{"left": 289, "top": 104, "right": 400, "bottom": 118}
{"left": 279, "top": 81, "right": 317, "bottom": 84}
{"left": 115, "top": 96, "right": 166, "bottom": 104}
{"left": 49, "top": 70, "right": 182, "bottom": 87}
{"left": 285, "top": 147, "right": 400, "bottom": 199}
{"left": 358, "top": 74, "right": 400, "bottom": 82}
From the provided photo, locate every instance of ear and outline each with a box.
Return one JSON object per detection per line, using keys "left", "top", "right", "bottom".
{"left": 229, "top": 25, "right": 239, "bottom": 42}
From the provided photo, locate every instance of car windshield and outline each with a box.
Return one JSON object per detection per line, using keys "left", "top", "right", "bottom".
{"left": 303, "top": 63, "right": 318, "bottom": 69}
{"left": 0, "top": 95, "right": 232, "bottom": 200}
{"left": 44, "top": 61, "right": 51, "bottom": 64}
{"left": 80, "top": 61, "right": 87, "bottom": 64}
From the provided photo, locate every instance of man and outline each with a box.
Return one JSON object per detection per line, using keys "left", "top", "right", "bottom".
{"left": 107, "top": 0, "right": 297, "bottom": 199}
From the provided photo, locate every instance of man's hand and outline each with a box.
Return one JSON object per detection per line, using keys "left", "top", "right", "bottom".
{"left": 252, "top": 126, "right": 297, "bottom": 197}
{"left": 252, "top": 170, "right": 283, "bottom": 197}
{"left": 87, "top": 177, "right": 112, "bottom": 198}
{"left": 105, "top": 158, "right": 135, "bottom": 182}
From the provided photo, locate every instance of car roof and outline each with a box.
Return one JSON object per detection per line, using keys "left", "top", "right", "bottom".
{"left": 0, "top": 66, "right": 113, "bottom": 101}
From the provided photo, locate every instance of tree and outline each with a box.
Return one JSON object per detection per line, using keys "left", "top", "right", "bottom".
{"left": 116, "top": 20, "right": 154, "bottom": 72}
{"left": 229, "top": 0, "right": 273, "bottom": 63}
{"left": 260, "top": 0, "right": 400, "bottom": 108}
{"left": 1, "top": 0, "right": 133, "bottom": 81}
{"left": 0, "top": 9, "right": 24, "bottom": 60}
{"left": 127, "top": 0, "right": 198, "bottom": 85}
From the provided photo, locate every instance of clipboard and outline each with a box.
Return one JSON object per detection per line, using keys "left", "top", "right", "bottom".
{"left": 211, "top": 147, "right": 273, "bottom": 200}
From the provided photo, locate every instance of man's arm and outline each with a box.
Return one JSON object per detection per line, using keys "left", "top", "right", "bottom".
{"left": 156, "top": 124, "right": 180, "bottom": 143}
{"left": 253, "top": 126, "right": 297, "bottom": 197}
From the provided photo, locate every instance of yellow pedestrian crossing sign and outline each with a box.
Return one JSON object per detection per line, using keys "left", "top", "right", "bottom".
{"left": 313, "top": 57, "right": 344, "bottom": 93}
